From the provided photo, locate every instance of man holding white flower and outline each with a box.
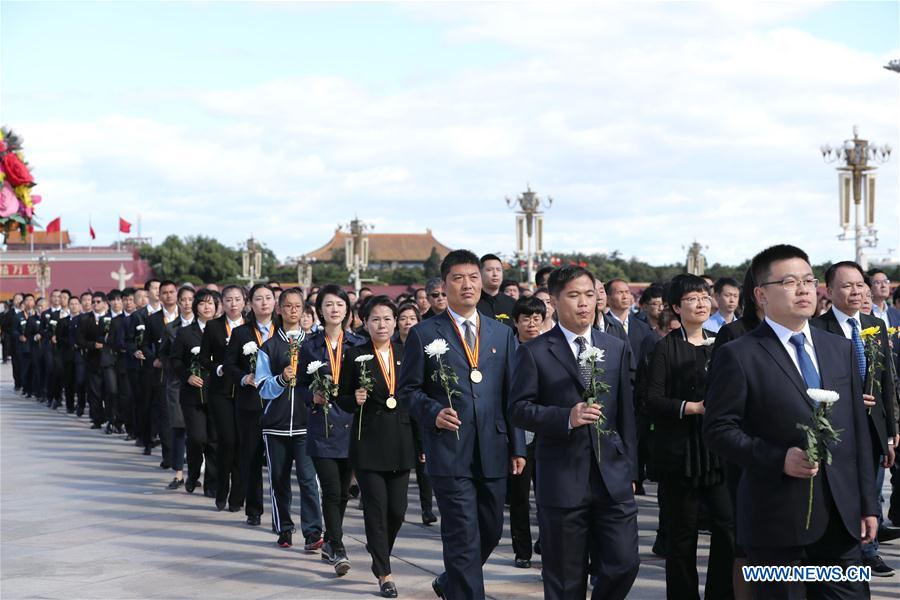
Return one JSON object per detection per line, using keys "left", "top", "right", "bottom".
{"left": 508, "top": 265, "right": 639, "bottom": 600}
{"left": 398, "top": 249, "right": 526, "bottom": 600}
{"left": 704, "top": 245, "right": 877, "bottom": 600}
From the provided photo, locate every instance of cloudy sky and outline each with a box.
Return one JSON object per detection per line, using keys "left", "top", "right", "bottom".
{"left": 3, "top": 1, "right": 898, "bottom": 266}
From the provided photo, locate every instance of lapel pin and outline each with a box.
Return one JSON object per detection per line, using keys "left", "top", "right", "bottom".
{"left": 491, "top": 347, "right": 497, "bottom": 354}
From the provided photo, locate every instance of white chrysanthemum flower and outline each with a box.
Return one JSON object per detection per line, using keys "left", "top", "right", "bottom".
{"left": 424, "top": 338, "right": 450, "bottom": 358}
{"left": 242, "top": 342, "right": 258, "bottom": 356}
{"left": 702, "top": 337, "right": 716, "bottom": 346}
{"left": 190, "top": 346, "right": 201, "bottom": 356}
{"left": 806, "top": 388, "right": 839, "bottom": 406}
{"left": 49, "top": 320, "right": 57, "bottom": 326}
{"left": 579, "top": 346, "right": 605, "bottom": 364}
{"left": 307, "top": 360, "right": 326, "bottom": 374}
{"left": 136, "top": 324, "right": 145, "bottom": 331}
{"left": 355, "top": 354, "right": 375, "bottom": 363}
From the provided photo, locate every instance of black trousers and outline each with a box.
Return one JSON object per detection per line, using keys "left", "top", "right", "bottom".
{"left": 659, "top": 473, "right": 734, "bottom": 600}
{"left": 746, "top": 490, "right": 864, "bottom": 600}
{"left": 539, "top": 465, "right": 640, "bottom": 600}
{"left": 183, "top": 402, "right": 217, "bottom": 491}
{"left": 125, "top": 369, "right": 141, "bottom": 434}
{"left": 63, "top": 356, "right": 77, "bottom": 412}
{"left": 508, "top": 441, "right": 535, "bottom": 560}
{"left": 415, "top": 460, "right": 434, "bottom": 512}
{"left": 209, "top": 388, "right": 242, "bottom": 507}
{"left": 11, "top": 344, "right": 23, "bottom": 388}
{"left": 312, "top": 456, "right": 352, "bottom": 553}
{"left": 115, "top": 365, "right": 132, "bottom": 430}
{"left": 31, "top": 346, "right": 46, "bottom": 398}
{"left": 87, "top": 365, "right": 117, "bottom": 425}
{"left": 236, "top": 407, "right": 264, "bottom": 518}
{"left": 73, "top": 353, "right": 86, "bottom": 414}
{"left": 356, "top": 469, "right": 410, "bottom": 577}
{"left": 48, "top": 348, "right": 64, "bottom": 404}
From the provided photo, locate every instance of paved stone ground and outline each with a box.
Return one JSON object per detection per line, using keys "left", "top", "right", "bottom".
{"left": 1, "top": 362, "right": 896, "bottom": 599}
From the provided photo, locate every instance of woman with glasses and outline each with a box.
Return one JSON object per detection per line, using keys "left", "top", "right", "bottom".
{"left": 645, "top": 274, "right": 734, "bottom": 600}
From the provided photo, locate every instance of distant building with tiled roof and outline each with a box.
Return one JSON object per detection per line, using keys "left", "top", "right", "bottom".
{"left": 304, "top": 229, "right": 452, "bottom": 270}
{"left": 5, "top": 230, "right": 72, "bottom": 248}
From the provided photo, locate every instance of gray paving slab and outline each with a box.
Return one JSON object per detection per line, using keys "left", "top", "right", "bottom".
{"left": 1, "top": 363, "right": 896, "bottom": 599}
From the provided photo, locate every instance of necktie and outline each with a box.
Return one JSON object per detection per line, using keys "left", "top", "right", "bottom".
{"left": 575, "top": 336, "right": 592, "bottom": 387}
{"left": 622, "top": 317, "right": 629, "bottom": 335}
{"left": 847, "top": 318, "right": 866, "bottom": 382}
{"left": 789, "top": 333, "right": 821, "bottom": 390}
{"left": 463, "top": 320, "right": 476, "bottom": 352}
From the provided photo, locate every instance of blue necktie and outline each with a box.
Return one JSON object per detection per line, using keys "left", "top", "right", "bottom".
{"left": 789, "top": 333, "right": 821, "bottom": 390}
{"left": 847, "top": 318, "right": 866, "bottom": 382}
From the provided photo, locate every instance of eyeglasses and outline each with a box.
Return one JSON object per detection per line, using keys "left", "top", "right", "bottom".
{"left": 681, "top": 296, "right": 712, "bottom": 306}
{"left": 759, "top": 277, "right": 819, "bottom": 291}
{"left": 430, "top": 292, "right": 447, "bottom": 298}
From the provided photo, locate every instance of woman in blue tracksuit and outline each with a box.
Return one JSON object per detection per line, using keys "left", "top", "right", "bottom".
{"left": 255, "top": 288, "right": 320, "bottom": 550}
{"left": 297, "top": 284, "right": 364, "bottom": 577}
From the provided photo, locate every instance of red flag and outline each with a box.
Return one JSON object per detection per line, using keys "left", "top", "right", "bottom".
{"left": 27, "top": 224, "right": 34, "bottom": 234}
{"left": 89, "top": 223, "right": 96, "bottom": 240}
{"left": 46, "top": 217, "right": 61, "bottom": 233}
{"left": 119, "top": 217, "right": 132, "bottom": 234}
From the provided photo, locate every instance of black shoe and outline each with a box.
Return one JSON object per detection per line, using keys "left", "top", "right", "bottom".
{"left": 75, "top": 409, "right": 83, "bottom": 417}
{"left": 105, "top": 424, "right": 113, "bottom": 435}
{"left": 90, "top": 423, "right": 102, "bottom": 429}
{"left": 380, "top": 581, "right": 398, "bottom": 598}
{"left": 277, "top": 530, "right": 293, "bottom": 548}
{"left": 515, "top": 557, "right": 531, "bottom": 568}
{"left": 863, "top": 555, "right": 895, "bottom": 577}
{"left": 333, "top": 550, "right": 351, "bottom": 576}
{"left": 125, "top": 434, "right": 135, "bottom": 441}
{"left": 348, "top": 483, "right": 360, "bottom": 498}
{"left": 166, "top": 478, "right": 184, "bottom": 490}
{"left": 159, "top": 460, "right": 170, "bottom": 469}
{"left": 246, "top": 515, "right": 261, "bottom": 526}
{"left": 216, "top": 500, "right": 226, "bottom": 511}
{"left": 143, "top": 447, "right": 152, "bottom": 456}
{"left": 115, "top": 424, "right": 125, "bottom": 434}
{"left": 422, "top": 510, "right": 437, "bottom": 525}
{"left": 304, "top": 536, "right": 324, "bottom": 553}
{"left": 533, "top": 539, "right": 541, "bottom": 555}
{"left": 431, "top": 574, "right": 446, "bottom": 598}
{"left": 877, "top": 525, "right": 900, "bottom": 543}
{"left": 228, "top": 505, "right": 242, "bottom": 513}
{"left": 185, "top": 479, "right": 197, "bottom": 494}
{"left": 134, "top": 439, "right": 143, "bottom": 446}
{"left": 652, "top": 535, "right": 667, "bottom": 557}
{"left": 151, "top": 437, "right": 161, "bottom": 447}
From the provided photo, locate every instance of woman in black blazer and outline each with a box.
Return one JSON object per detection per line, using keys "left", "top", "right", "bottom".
{"left": 171, "top": 289, "right": 220, "bottom": 495}
{"left": 645, "top": 274, "right": 734, "bottom": 600}
{"left": 336, "top": 296, "right": 416, "bottom": 599}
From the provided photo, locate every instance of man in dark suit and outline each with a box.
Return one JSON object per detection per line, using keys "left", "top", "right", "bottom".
{"left": 811, "top": 260, "right": 896, "bottom": 576}
{"left": 509, "top": 265, "right": 639, "bottom": 600}
{"left": 140, "top": 280, "right": 178, "bottom": 464}
{"left": 704, "top": 244, "right": 877, "bottom": 600}
{"left": 476, "top": 253, "right": 515, "bottom": 326}
{"left": 398, "top": 249, "right": 526, "bottom": 600}
{"left": 605, "top": 278, "right": 652, "bottom": 360}
{"left": 76, "top": 291, "right": 116, "bottom": 430}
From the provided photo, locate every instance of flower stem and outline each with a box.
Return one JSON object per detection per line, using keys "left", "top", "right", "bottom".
{"left": 358, "top": 404, "right": 363, "bottom": 441}
{"left": 448, "top": 393, "right": 459, "bottom": 440}
{"left": 805, "top": 476, "right": 814, "bottom": 530}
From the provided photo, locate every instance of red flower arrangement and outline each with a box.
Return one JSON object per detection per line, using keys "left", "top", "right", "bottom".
{"left": 0, "top": 127, "right": 40, "bottom": 241}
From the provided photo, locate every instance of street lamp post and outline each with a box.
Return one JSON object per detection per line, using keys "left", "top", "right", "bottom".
{"left": 506, "top": 185, "right": 552, "bottom": 289}
{"left": 820, "top": 126, "right": 892, "bottom": 268}
{"left": 35, "top": 252, "right": 51, "bottom": 298}
{"left": 343, "top": 217, "right": 371, "bottom": 295}
{"left": 241, "top": 236, "right": 264, "bottom": 286}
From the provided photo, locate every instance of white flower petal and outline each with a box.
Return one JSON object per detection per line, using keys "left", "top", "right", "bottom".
{"left": 355, "top": 354, "right": 375, "bottom": 363}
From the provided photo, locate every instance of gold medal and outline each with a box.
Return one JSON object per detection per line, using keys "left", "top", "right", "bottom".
{"left": 332, "top": 387, "right": 339, "bottom": 397}
{"left": 470, "top": 369, "right": 483, "bottom": 384}
{"left": 385, "top": 396, "right": 397, "bottom": 409}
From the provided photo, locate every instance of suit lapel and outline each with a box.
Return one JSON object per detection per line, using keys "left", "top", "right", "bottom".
{"left": 810, "top": 327, "right": 838, "bottom": 395}
{"left": 548, "top": 326, "right": 585, "bottom": 390}
{"left": 434, "top": 311, "right": 468, "bottom": 362}
{"left": 756, "top": 323, "right": 815, "bottom": 409}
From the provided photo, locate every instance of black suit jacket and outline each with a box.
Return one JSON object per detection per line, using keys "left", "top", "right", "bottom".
{"left": 223, "top": 322, "right": 263, "bottom": 411}
{"left": 170, "top": 321, "right": 205, "bottom": 406}
{"left": 509, "top": 325, "right": 637, "bottom": 508}
{"left": 336, "top": 341, "right": 418, "bottom": 471}
{"left": 810, "top": 309, "right": 897, "bottom": 455}
{"left": 200, "top": 315, "right": 243, "bottom": 397}
{"left": 703, "top": 321, "right": 876, "bottom": 548}
{"left": 76, "top": 313, "right": 112, "bottom": 370}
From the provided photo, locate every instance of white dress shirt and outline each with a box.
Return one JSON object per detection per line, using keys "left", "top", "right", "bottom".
{"left": 764, "top": 317, "right": 820, "bottom": 379}
{"left": 831, "top": 306, "right": 862, "bottom": 340}
{"left": 558, "top": 323, "right": 593, "bottom": 360}
{"left": 446, "top": 306, "right": 480, "bottom": 345}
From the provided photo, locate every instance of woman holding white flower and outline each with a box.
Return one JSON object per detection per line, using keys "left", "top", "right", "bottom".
{"left": 255, "top": 288, "right": 324, "bottom": 552}
{"left": 168, "top": 289, "right": 220, "bottom": 494}
{"left": 335, "top": 296, "right": 417, "bottom": 598}
{"left": 297, "top": 284, "right": 364, "bottom": 576}
{"left": 645, "top": 274, "right": 734, "bottom": 599}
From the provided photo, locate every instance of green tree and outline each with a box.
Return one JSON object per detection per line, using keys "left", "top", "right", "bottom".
{"left": 424, "top": 247, "right": 442, "bottom": 279}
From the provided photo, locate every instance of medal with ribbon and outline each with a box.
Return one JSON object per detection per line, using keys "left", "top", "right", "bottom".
{"left": 253, "top": 322, "right": 275, "bottom": 347}
{"left": 375, "top": 345, "right": 397, "bottom": 409}
{"left": 324, "top": 331, "right": 344, "bottom": 397}
{"left": 450, "top": 316, "right": 482, "bottom": 383}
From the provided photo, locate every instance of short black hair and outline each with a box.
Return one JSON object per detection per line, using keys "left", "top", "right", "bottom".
{"left": 144, "top": 278, "right": 161, "bottom": 290}
{"left": 107, "top": 290, "right": 123, "bottom": 301}
{"left": 750, "top": 245, "right": 810, "bottom": 288}
{"left": 23, "top": 293, "right": 34, "bottom": 300}
{"left": 824, "top": 260, "right": 865, "bottom": 288}
{"left": 639, "top": 285, "right": 664, "bottom": 305}
{"left": 122, "top": 287, "right": 135, "bottom": 298}
{"left": 397, "top": 301, "right": 421, "bottom": 322}
{"left": 740, "top": 267, "right": 761, "bottom": 328}
{"left": 441, "top": 249, "right": 481, "bottom": 280}
{"left": 80, "top": 291, "right": 92, "bottom": 300}
{"left": 60, "top": 288, "right": 72, "bottom": 296}
{"left": 501, "top": 279, "right": 519, "bottom": 292}
{"left": 866, "top": 268, "right": 887, "bottom": 279}
{"left": 92, "top": 291, "right": 107, "bottom": 302}
{"left": 548, "top": 265, "right": 596, "bottom": 297}
{"left": 315, "top": 284, "right": 352, "bottom": 328}
{"left": 667, "top": 274, "right": 709, "bottom": 307}
{"left": 159, "top": 279, "right": 177, "bottom": 291}
{"left": 192, "top": 288, "right": 221, "bottom": 315}
{"left": 177, "top": 285, "right": 194, "bottom": 301}
{"left": 221, "top": 284, "right": 246, "bottom": 302}
{"left": 248, "top": 283, "right": 275, "bottom": 301}
{"left": 479, "top": 253, "right": 503, "bottom": 267}
{"left": 603, "top": 278, "right": 629, "bottom": 296}
{"left": 535, "top": 266, "right": 555, "bottom": 287}
{"left": 361, "top": 295, "right": 398, "bottom": 321}
{"left": 278, "top": 287, "right": 304, "bottom": 307}
{"left": 512, "top": 295, "right": 547, "bottom": 321}
{"left": 713, "top": 277, "right": 741, "bottom": 295}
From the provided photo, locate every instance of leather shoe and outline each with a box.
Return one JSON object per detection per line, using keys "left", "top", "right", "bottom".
{"left": 380, "top": 580, "right": 398, "bottom": 598}
{"left": 246, "top": 515, "right": 261, "bottom": 526}
{"left": 185, "top": 479, "right": 197, "bottom": 494}
{"left": 862, "top": 555, "right": 894, "bottom": 577}
{"left": 431, "top": 573, "right": 447, "bottom": 598}
{"left": 422, "top": 510, "right": 437, "bottom": 525}
{"left": 166, "top": 478, "right": 184, "bottom": 490}
{"left": 216, "top": 500, "right": 226, "bottom": 511}
{"left": 90, "top": 423, "right": 102, "bottom": 429}
{"left": 877, "top": 525, "right": 900, "bottom": 543}
{"left": 142, "top": 447, "right": 152, "bottom": 456}
{"left": 515, "top": 557, "right": 531, "bottom": 568}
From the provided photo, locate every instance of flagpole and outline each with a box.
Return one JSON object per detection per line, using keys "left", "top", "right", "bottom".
{"left": 59, "top": 222, "right": 63, "bottom": 252}
{"left": 117, "top": 215, "right": 120, "bottom": 251}
{"left": 89, "top": 214, "right": 93, "bottom": 253}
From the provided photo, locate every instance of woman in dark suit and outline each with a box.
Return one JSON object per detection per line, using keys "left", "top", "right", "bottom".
{"left": 336, "top": 296, "right": 416, "bottom": 598}
{"left": 645, "top": 274, "right": 734, "bottom": 600}
{"left": 171, "top": 288, "right": 220, "bottom": 495}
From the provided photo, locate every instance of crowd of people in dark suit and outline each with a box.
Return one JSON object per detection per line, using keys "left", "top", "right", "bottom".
{"left": 1, "top": 246, "right": 899, "bottom": 600}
